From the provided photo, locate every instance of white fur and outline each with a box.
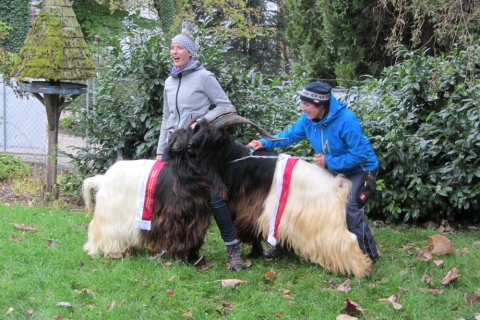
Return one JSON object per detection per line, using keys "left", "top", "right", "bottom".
{"left": 83, "top": 160, "right": 155, "bottom": 256}
{"left": 257, "top": 159, "right": 372, "bottom": 277}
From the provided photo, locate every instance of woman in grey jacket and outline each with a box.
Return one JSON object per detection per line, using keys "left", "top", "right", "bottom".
{"left": 156, "top": 33, "right": 246, "bottom": 271}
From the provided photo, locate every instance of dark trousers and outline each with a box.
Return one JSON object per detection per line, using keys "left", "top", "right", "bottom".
{"left": 345, "top": 171, "right": 379, "bottom": 260}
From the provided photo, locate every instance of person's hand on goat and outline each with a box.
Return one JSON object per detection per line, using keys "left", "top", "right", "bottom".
{"left": 313, "top": 153, "right": 325, "bottom": 168}
{"left": 156, "top": 155, "right": 162, "bottom": 161}
{"left": 247, "top": 140, "right": 263, "bottom": 150}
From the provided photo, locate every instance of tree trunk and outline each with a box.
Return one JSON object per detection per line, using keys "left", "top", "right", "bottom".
{"left": 44, "top": 93, "right": 60, "bottom": 199}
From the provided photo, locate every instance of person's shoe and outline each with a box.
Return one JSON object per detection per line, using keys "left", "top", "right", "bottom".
{"left": 226, "top": 243, "right": 246, "bottom": 271}
{"left": 264, "top": 244, "right": 288, "bottom": 259}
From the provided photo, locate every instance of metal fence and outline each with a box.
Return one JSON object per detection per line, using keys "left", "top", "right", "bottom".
{"left": 0, "top": 77, "right": 94, "bottom": 168}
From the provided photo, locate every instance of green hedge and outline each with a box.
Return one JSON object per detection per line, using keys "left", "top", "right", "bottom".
{"left": 0, "top": 0, "right": 29, "bottom": 53}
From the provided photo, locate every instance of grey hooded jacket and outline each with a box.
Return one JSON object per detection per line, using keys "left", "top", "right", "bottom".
{"left": 156, "top": 60, "right": 232, "bottom": 155}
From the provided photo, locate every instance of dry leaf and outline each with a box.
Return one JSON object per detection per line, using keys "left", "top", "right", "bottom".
{"left": 5, "top": 308, "right": 13, "bottom": 315}
{"left": 54, "top": 316, "right": 68, "bottom": 320}
{"left": 336, "top": 315, "right": 358, "bottom": 320}
{"left": 403, "top": 243, "right": 415, "bottom": 250}
{"left": 421, "top": 274, "right": 433, "bottom": 286}
{"left": 10, "top": 234, "right": 22, "bottom": 242}
{"left": 416, "top": 247, "right": 433, "bottom": 262}
{"left": 164, "top": 262, "right": 172, "bottom": 267}
{"left": 428, "top": 234, "right": 455, "bottom": 255}
{"left": 276, "top": 311, "right": 284, "bottom": 317}
{"left": 341, "top": 298, "right": 364, "bottom": 316}
{"left": 74, "top": 288, "right": 95, "bottom": 298}
{"left": 373, "top": 220, "right": 385, "bottom": 227}
{"left": 416, "top": 288, "right": 443, "bottom": 294}
{"left": 56, "top": 302, "right": 72, "bottom": 307}
{"left": 337, "top": 279, "right": 352, "bottom": 293}
{"left": 265, "top": 270, "right": 276, "bottom": 282}
{"left": 13, "top": 223, "right": 37, "bottom": 232}
{"left": 460, "top": 247, "right": 469, "bottom": 254}
{"left": 108, "top": 252, "right": 122, "bottom": 259}
{"left": 278, "top": 289, "right": 291, "bottom": 297}
{"left": 441, "top": 267, "right": 459, "bottom": 285}
{"left": 219, "top": 279, "right": 247, "bottom": 288}
{"left": 434, "top": 260, "right": 444, "bottom": 268}
{"left": 379, "top": 294, "right": 403, "bottom": 310}
{"left": 166, "top": 289, "right": 175, "bottom": 297}
{"left": 464, "top": 293, "right": 480, "bottom": 307}
{"left": 24, "top": 310, "right": 34, "bottom": 317}
{"left": 46, "top": 240, "right": 59, "bottom": 247}
{"left": 473, "top": 241, "right": 480, "bottom": 247}
{"left": 194, "top": 256, "right": 213, "bottom": 270}
{"left": 222, "top": 301, "right": 233, "bottom": 310}
{"left": 182, "top": 310, "right": 192, "bottom": 318}
{"left": 329, "top": 278, "right": 339, "bottom": 288}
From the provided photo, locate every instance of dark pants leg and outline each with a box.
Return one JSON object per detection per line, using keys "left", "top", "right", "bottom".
{"left": 209, "top": 188, "right": 237, "bottom": 245}
{"left": 345, "top": 171, "right": 378, "bottom": 260}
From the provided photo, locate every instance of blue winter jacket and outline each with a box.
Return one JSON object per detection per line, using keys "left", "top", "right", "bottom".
{"left": 259, "top": 95, "right": 378, "bottom": 176}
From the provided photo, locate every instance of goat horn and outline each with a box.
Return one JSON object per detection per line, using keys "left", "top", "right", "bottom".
{"left": 212, "top": 108, "right": 285, "bottom": 141}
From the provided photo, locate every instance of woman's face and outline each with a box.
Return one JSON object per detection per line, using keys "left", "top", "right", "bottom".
{"left": 301, "top": 101, "right": 324, "bottom": 120}
{"left": 170, "top": 43, "right": 191, "bottom": 69}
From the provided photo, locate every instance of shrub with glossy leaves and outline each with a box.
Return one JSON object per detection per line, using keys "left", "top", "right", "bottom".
{"left": 349, "top": 44, "right": 480, "bottom": 222}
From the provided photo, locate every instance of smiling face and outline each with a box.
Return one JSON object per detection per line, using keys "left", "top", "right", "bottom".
{"left": 170, "top": 43, "right": 191, "bottom": 69}
{"left": 301, "top": 101, "right": 325, "bottom": 120}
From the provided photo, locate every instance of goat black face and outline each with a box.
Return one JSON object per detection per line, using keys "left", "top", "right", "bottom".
{"left": 165, "top": 128, "right": 192, "bottom": 156}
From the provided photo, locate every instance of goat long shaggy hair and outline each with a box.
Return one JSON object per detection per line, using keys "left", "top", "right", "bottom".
{"left": 188, "top": 121, "right": 372, "bottom": 277}
{"left": 83, "top": 159, "right": 152, "bottom": 256}
{"left": 83, "top": 128, "right": 212, "bottom": 261}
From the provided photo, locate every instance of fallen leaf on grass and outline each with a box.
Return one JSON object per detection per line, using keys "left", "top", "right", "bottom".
{"left": 265, "top": 270, "right": 276, "bottom": 282}
{"left": 473, "top": 241, "right": 480, "bottom": 247}
{"left": 464, "top": 293, "right": 480, "bottom": 307}
{"left": 222, "top": 301, "right": 233, "bottom": 310}
{"left": 379, "top": 294, "right": 403, "bottom": 310}
{"left": 74, "top": 288, "right": 95, "bottom": 298}
{"left": 183, "top": 310, "right": 192, "bottom": 318}
{"left": 441, "top": 267, "right": 459, "bottom": 285}
{"left": 56, "top": 302, "right": 72, "bottom": 307}
{"left": 10, "top": 234, "right": 24, "bottom": 242}
{"left": 194, "top": 256, "right": 213, "bottom": 270}
{"left": 278, "top": 289, "right": 291, "bottom": 297}
{"left": 416, "top": 247, "right": 433, "bottom": 262}
{"left": 54, "top": 316, "right": 69, "bottom": 320}
{"left": 329, "top": 278, "right": 339, "bottom": 288}
{"left": 403, "top": 243, "right": 415, "bottom": 250}
{"left": 218, "top": 279, "right": 247, "bottom": 288}
{"left": 373, "top": 220, "right": 385, "bottom": 227}
{"left": 24, "top": 310, "right": 34, "bottom": 317}
{"left": 460, "top": 247, "right": 469, "bottom": 254}
{"left": 416, "top": 288, "right": 443, "bottom": 294}
{"left": 428, "top": 234, "right": 455, "bottom": 255}
{"left": 276, "top": 311, "right": 284, "bottom": 317}
{"left": 434, "top": 260, "right": 444, "bottom": 268}
{"left": 341, "top": 298, "right": 364, "bottom": 316}
{"left": 336, "top": 315, "right": 358, "bottom": 320}
{"left": 13, "top": 223, "right": 37, "bottom": 232}
{"left": 5, "top": 308, "right": 13, "bottom": 315}
{"left": 166, "top": 289, "right": 175, "bottom": 297}
{"left": 421, "top": 274, "right": 433, "bottom": 286}
{"left": 337, "top": 279, "right": 352, "bottom": 293}
{"left": 46, "top": 240, "right": 59, "bottom": 247}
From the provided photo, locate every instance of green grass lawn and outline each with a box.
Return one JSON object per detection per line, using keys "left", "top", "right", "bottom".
{"left": 1, "top": 204, "right": 479, "bottom": 319}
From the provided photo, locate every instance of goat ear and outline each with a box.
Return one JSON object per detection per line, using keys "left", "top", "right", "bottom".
{"left": 212, "top": 113, "right": 286, "bottom": 141}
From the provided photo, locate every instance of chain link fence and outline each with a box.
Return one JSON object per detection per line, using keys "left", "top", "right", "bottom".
{"left": 0, "top": 77, "right": 94, "bottom": 169}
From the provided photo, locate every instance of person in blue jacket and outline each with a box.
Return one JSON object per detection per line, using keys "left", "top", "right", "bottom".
{"left": 248, "top": 82, "right": 379, "bottom": 263}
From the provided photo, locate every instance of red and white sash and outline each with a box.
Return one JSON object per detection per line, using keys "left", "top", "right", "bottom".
{"left": 267, "top": 154, "right": 299, "bottom": 245}
{"left": 135, "top": 161, "right": 166, "bottom": 230}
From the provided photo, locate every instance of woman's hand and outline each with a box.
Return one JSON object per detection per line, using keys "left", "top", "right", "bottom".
{"left": 247, "top": 140, "right": 263, "bottom": 150}
{"left": 313, "top": 153, "right": 325, "bottom": 168}
{"left": 156, "top": 155, "right": 163, "bottom": 161}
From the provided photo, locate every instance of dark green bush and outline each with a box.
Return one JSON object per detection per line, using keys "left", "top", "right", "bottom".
{"left": 0, "top": 154, "right": 30, "bottom": 180}
{"left": 349, "top": 44, "right": 480, "bottom": 222}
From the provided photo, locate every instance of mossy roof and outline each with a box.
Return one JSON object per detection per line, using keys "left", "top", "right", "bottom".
{"left": 13, "top": 0, "right": 96, "bottom": 81}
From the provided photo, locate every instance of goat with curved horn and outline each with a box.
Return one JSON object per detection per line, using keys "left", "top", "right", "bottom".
{"left": 210, "top": 106, "right": 285, "bottom": 141}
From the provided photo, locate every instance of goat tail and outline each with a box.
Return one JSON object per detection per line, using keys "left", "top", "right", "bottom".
{"left": 82, "top": 175, "right": 103, "bottom": 218}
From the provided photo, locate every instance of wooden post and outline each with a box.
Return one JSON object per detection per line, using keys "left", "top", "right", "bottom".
{"left": 44, "top": 93, "right": 60, "bottom": 198}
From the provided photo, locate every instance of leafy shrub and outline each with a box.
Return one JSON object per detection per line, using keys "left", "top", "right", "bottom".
{"left": 349, "top": 44, "right": 480, "bottom": 222}
{"left": 0, "top": 154, "right": 30, "bottom": 180}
